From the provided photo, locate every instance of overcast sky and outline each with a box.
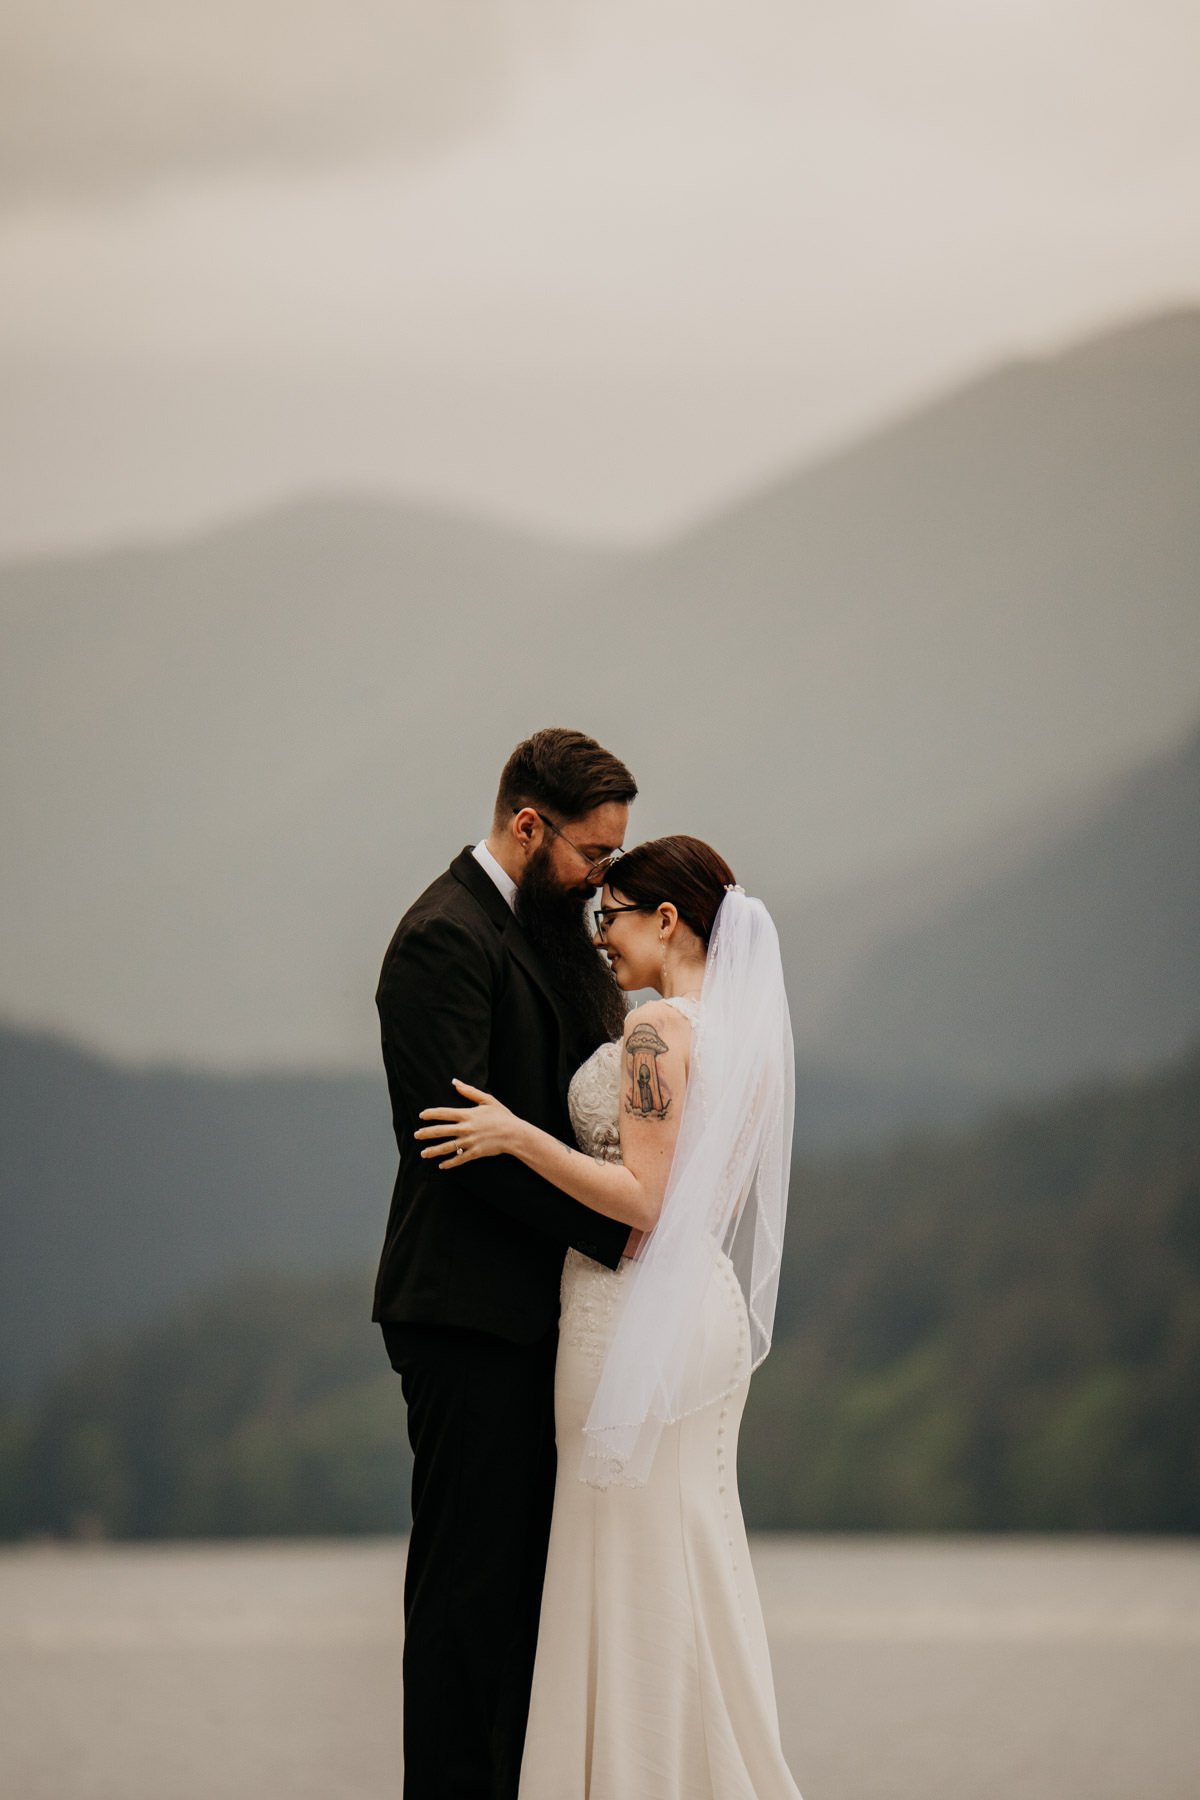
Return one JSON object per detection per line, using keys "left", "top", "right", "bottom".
{"left": 2, "top": 0, "right": 1198, "bottom": 553}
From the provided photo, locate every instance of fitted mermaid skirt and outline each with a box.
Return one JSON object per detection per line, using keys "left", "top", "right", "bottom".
{"left": 517, "top": 1247, "right": 802, "bottom": 1800}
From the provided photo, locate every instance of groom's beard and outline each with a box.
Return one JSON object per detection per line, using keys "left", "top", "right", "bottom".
{"left": 515, "top": 847, "right": 628, "bottom": 1047}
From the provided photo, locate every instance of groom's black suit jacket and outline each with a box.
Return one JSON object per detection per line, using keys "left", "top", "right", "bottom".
{"left": 372, "top": 847, "right": 628, "bottom": 1342}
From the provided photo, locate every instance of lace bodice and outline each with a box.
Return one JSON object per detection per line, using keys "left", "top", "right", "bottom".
{"left": 562, "top": 995, "right": 701, "bottom": 1365}
{"left": 567, "top": 995, "right": 700, "bottom": 1164}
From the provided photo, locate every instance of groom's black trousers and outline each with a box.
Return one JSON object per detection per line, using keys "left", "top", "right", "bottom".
{"left": 382, "top": 1319, "right": 559, "bottom": 1800}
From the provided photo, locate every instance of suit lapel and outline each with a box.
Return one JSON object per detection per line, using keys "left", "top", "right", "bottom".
{"left": 502, "top": 916, "right": 576, "bottom": 1010}
{"left": 449, "top": 847, "right": 575, "bottom": 1017}
{"left": 450, "top": 846, "right": 513, "bottom": 932}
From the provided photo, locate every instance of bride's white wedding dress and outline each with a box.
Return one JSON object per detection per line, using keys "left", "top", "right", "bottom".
{"left": 518, "top": 995, "right": 803, "bottom": 1800}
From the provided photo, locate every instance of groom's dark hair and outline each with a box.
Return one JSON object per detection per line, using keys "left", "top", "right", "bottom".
{"left": 494, "top": 728, "right": 637, "bottom": 825}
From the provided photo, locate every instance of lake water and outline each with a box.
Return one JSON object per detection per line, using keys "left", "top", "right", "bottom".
{"left": 2, "top": 1536, "right": 1198, "bottom": 1799}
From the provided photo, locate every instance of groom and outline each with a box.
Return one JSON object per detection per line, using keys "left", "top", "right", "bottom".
{"left": 374, "top": 727, "right": 637, "bottom": 1800}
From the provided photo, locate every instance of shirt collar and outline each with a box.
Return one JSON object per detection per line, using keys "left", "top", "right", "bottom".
{"left": 472, "top": 839, "right": 518, "bottom": 913}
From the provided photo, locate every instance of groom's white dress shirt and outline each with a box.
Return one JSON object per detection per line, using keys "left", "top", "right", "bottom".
{"left": 472, "top": 839, "right": 518, "bottom": 913}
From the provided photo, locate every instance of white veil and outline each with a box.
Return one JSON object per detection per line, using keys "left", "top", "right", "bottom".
{"left": 580, "top": 887, "right": 795, "bottom": 1487}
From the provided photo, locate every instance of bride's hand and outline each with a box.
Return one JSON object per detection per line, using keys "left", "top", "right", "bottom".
{"left": 415, "top": 1080, "right": 520, "bottom": 1167}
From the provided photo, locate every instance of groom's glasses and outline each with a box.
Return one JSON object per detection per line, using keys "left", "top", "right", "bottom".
{"left": 530, "top": 810, "right": 624, "bottom": 883}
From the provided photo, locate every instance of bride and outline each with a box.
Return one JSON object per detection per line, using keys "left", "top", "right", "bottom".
{"left": 417, "top": 835, "right": 803, "bottom": 1799}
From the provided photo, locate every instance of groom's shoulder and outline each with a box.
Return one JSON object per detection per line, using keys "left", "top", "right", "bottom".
{"left": 382, "top": 853, "right": 500, "bottom": 965}
{"left": 404, "top": 861, "right": 470, "bottom": 923}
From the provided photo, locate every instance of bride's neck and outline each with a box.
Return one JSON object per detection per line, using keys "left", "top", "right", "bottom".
{"left": 660, "top": 954, "right": 706, "bottom": 1001}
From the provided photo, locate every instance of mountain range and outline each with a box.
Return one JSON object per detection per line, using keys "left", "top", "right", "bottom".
{"left": 807, "top": 720, "right": 1200, "bottom": 1091}
{"left": 1, "top": 308, "right": 1198, "bottom": 1080}
{"left": 5, "top": 665, "right": 1198, "bottom": 1401}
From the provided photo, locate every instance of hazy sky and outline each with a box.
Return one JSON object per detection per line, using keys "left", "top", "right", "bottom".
{"left": 2, "top": 0, "right": 1199, "bottom": 552}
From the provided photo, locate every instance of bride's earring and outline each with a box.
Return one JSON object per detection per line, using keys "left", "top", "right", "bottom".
{"left": 659, "top": 931, "right": 669, "bottom": 993}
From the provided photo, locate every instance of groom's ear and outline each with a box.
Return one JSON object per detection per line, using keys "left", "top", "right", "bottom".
{"left": 511, "top": 806, "right": 540, "bottom": 856}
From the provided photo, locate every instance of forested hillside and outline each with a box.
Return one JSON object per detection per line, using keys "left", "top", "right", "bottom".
{"left": 0, "top": 1023, "right": 395, "bottom": 1397}
{"left": 741, "top": 1041, "right": 1200, "bottom": 1530}
{"left": 0, "top": 1019, "right": 983, "bottom": 1401}
{"left": 1, "top": 1273, "right": 411, "bottom": 1540}
{"left": 6, "top": 1042, "right": 1196, "bottom": 1538}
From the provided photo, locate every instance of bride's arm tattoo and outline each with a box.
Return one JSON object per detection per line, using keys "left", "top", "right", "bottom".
{"left": 624, "top": 1021, "right": 672, "bottom": 1120}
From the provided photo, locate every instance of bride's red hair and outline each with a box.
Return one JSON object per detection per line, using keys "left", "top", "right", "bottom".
{"left": 608, "top": 835, "right": 735, "bottom": 946}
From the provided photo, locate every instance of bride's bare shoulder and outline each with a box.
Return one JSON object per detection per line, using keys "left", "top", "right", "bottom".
{"left": 621, "top": 998, "right": 693, "bottom": 1041}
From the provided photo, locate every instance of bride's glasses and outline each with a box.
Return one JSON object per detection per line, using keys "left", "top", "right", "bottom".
{"left": 592, "top": 901, "right": 645, "bottom": 939}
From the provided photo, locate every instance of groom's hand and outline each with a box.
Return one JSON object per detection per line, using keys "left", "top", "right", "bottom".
{"left": 415, "top": 1080, "right": 521, "bottom": 1168}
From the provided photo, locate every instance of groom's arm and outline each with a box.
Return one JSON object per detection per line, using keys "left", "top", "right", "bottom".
{"left": 378, "top": 911, "right": 628, "bottom": 1269}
